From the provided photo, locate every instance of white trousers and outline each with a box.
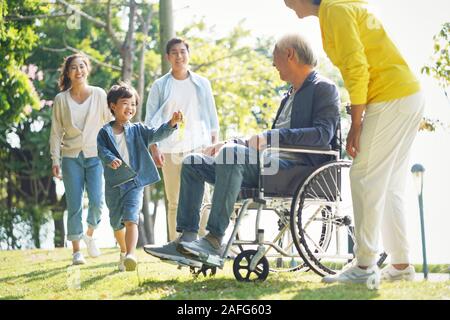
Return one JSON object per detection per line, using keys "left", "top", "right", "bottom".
{"left": 162, "top": 151, "right": 211, "bottom": 241}
{"left": 350, "top": 91, "right": 425, "bottom": 266}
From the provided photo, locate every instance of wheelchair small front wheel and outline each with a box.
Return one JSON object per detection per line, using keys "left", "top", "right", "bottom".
{"left": 233, "top": 250, "right": 269, "bottom": 282}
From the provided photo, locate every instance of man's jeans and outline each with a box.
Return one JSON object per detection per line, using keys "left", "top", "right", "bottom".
{"left": 61, "top": 152, "right": 104, "bottom": 241}
{"left": 176, "top": 144, "right": 260, "bottom": 237}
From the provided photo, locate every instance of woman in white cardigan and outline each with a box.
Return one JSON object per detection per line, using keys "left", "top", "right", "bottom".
{"left": 50, "top": 53, "right": 112, "bottom": 265}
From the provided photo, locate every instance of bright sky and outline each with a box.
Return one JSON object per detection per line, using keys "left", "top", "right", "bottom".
{"left": 170, "top": 0, "right": 450, "bottom": 264}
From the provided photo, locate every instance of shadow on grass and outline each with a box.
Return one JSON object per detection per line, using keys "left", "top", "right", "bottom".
{"left": 122, "top": 277, "right": 301, "bottom": 300}
{"left": 0, "top": 295, "right": 25, "bottom": 300}
{"left": 0, "top": 262, "right": 118, "bottom": 284}
{"left": 82, "top": 270, "right": 118, "bottom": 288}
{"left": 292, "top": 283, "right": 380, "bottom": 300}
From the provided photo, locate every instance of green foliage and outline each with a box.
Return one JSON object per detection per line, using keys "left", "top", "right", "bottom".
{"left": 421, "top": 22, "right": 450, "bottom": 132}
{"left": 0, "top": 1, "right": 55, "bottom": 249}
{"left": 180, "top": 21, "right": 284, "bottom": 139}
{"left": 0, "top": 0, "right": 45, "bottom": 127}
{"left": 422, "top": 22, "right": 450, "bottom": 94}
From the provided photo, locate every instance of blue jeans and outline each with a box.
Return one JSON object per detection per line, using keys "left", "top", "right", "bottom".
{"left": 176, "top": 145, "right": 260, "bottom": 237}
{"left": 62, "top": 152, "right": 104, "bottom": 241}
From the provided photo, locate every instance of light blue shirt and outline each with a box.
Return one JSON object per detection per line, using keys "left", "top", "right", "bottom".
{"left": 144, "top": 70, "right": 220, "bottom": 149}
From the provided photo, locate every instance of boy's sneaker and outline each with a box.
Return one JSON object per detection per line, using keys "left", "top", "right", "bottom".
{"left": 118, "top": 252, "right": 126, "bottom": 272}
{"left": 322, "top": 261, "right": 380, "bottom": 284}
{"left": 144, "top": 239, "right": 202, "bottom": 268}
{"left": 381, "top": 264, "right": 415, "bottom": 281}
{"left": 83, "top": 234, "right": 101, "bottom": 258}
{"left": 124, "top": 254, "right": 137, "bottom": 271}
{"left": 72, "top": 251, "right": 86, "bottom": 265}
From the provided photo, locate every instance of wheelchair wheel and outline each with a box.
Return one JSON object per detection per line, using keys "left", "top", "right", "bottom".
{"left": 267, "top": 210, "right": 308, "bottom": 273}
{"left": 290, "top": 161, "right": 356, "bottom": 276}
{"left": 233, "top": 250, "right": 269, "bottom": 282}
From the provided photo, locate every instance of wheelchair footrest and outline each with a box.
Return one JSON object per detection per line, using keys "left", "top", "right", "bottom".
{"left": 253, "top": 198, "right": 266, "bottom": 205}
{"left": 196, "top": 252, "right": 224, "bottom": 268}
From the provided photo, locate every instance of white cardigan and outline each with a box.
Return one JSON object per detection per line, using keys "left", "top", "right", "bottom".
{"left": 49, "top": 86, "right": 112, "bottom": 166}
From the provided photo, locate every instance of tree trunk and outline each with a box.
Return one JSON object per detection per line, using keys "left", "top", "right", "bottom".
{"left": 134, "top": 6, "right": 156, "bottom": 246}
{"left": 53, "top": 193, "right": 66, "bottom": 248}
{"left": 159, "top": 0, "right": 174, "bottom": 74}
{"left": 121, "top": 0, "right": 137, "bottom": 82}
{"left": 142, "top": 187, "right": 155, "bottom": 244}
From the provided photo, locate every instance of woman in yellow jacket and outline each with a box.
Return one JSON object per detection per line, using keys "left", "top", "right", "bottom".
{"left": 284, "top": 0, "right": 425, "bottom": 284}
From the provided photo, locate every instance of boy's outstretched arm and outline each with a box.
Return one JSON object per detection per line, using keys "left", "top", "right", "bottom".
{"left": 143, "top": 111, "right": 183, "bottom": 145}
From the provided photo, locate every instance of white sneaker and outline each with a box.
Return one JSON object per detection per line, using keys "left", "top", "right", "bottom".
{"left": 381, "top": 264, "right": 415, "bottom": 281}
{"left": 72, "top": 251, "right": 86, "bottom": 265}
{"left": 118, "top": 252, "right": 126, "bottom": 272}
{"left": 124, "top": 254, "right": 137, "bottom": 271}
{"left": 83, "top": 234, "right": 101, "bottom": 258}
{"left": 322, "top": 261, "right": 380, "bottom": 284}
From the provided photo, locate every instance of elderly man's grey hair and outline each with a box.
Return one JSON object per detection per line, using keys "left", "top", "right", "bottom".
{"left": 275, "top": 34, "right": 318, "bottom": 67}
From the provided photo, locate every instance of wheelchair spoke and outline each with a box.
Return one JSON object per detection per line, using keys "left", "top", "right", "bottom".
{"left": 327, "top": 168, "right": 342, "bottom": 201}
{"left": 320, "top": 174, "right": 336, "bottom": 202}
{"left": 303, "top": 207, "right": 322, "bottom": 230}
{"left": 303, "top": 230, "right": 326, "bottom": 254}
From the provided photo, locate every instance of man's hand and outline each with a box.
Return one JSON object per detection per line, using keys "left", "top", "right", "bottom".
{"left": 203, "top": 141, "right": 226, "bottom": 157}
{"left": 109, "top": 158, "right": 122, "bottom": 169}
{"left": 52, "top": 165, "right": 62, "bottom": 180}
{"left": 170, "top": 110, "right": 183, "bottom": 128}
{"left": 151, "top": 144, "right": 165, "bottom": 167}
{"left": 346, "top": 104, "right": 366, "bottom": 158}
{"left": 248, "top": 133, "right": 267, "bottom": 151}
{"left": 346, "top": 123, "right": 362, "bottom": 158}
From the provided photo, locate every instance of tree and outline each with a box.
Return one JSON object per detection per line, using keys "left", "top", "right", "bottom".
{"left": 421, "top": 22, "right": 450, "bottom": 132}
{"left": 0, "top": 0, "right": 53, "bottom": 249}
{"left": 422, "top": 22, "right": 449, "bottom": 98}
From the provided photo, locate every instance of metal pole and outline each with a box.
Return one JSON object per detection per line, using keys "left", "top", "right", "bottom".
{"left": 418, "top": 176, "right": 428, "bottom": 280}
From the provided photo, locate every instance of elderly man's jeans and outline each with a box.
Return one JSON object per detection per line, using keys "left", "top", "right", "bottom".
{"left": 176, "top": 145, "right": 260, "bottom": 237}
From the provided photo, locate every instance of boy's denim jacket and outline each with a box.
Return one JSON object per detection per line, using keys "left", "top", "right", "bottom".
{"left": 97, "top": 121, "right": 176, "bottom": 188}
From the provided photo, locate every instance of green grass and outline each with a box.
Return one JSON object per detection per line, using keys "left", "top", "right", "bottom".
{"left": 0, "top": 248, "right": 449, "bottom": 300}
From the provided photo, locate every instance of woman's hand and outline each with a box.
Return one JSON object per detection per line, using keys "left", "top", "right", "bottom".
{"left": 109, "top": 158, "right": 122, "bottom": 169}
{"left": 346, "top": 123, "right": 362, "bottom": 158}
{"left": 151, "top": 145, "right": 165, "bottom": 167}
{"left": 52, "top": 165, "right": 62, "bottom": 180}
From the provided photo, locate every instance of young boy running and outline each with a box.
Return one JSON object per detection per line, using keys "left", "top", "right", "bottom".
{"left": 97, "top": 82, "right": 183, "bottom": 271}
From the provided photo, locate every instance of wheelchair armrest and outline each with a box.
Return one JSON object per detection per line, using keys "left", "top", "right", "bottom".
{"left": 277, "top": 144, "right": 332, "bottom": 152}
{"left": 262, "top": 144, "right": 339, "bottom": 158}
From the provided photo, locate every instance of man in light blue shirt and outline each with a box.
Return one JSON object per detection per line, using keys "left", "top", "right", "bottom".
{"left": 144, "top": 38, "right": 220, "bottom": 241}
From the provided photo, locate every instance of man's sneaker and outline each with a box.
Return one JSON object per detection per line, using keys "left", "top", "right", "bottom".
{"left": 178, "top": 237, "right": 223, "bottom": 260}
{"left": 72, "top": 251, "right": 86, "bottom": 265}
{"left": 124, "top": 254, "right": 137, "bottom": 271}
{"left": 118, "top": 252, "right": 126, "bottom": 272}
{"left": 143, "top": 240, "right": 202, "bottom": 268}
{"left": 322, "top": 261, "right": 380, "bottom": 284}
{"left": 381, "top": 264, "right": 415, "bottom": 281}
{"left": 83, "top": 234, "right": 101, "bottom": 258}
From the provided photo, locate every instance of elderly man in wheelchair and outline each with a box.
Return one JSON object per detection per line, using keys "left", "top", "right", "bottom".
{"left": 145, "top": 33, "right": 373, "bottom": 282}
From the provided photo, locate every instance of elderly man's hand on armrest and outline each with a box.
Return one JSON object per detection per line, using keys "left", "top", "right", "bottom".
{"left": 202, "top": 141, "right": 227, "bottom": 157}
{"left": 247, "top": 133, "right": 267, "bottom": 151}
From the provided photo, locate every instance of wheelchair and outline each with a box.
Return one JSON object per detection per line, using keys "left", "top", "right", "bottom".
{"left": 185, "top": 124, "right": 387, "bottom": 281}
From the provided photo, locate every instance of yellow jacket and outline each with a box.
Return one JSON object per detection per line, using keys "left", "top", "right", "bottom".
{"left": 319, "top": 0, "right": 420, "bottom": 104}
